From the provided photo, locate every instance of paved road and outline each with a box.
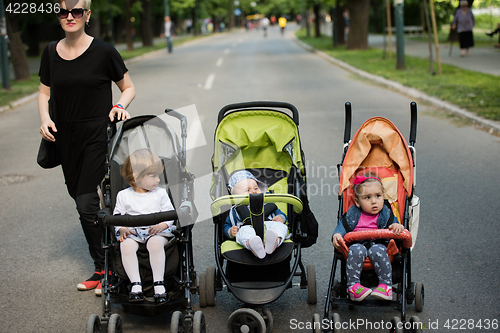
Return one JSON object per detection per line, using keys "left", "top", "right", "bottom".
{"left": 1, "top": 24, "right": 500, "bottom": 333}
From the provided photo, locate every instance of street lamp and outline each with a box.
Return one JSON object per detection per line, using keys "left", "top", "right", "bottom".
{"left": 0, "top": 0, "right": 10, "bottom": 89}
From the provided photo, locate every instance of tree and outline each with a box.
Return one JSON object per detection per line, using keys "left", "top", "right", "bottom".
{"left": 346, "top": 0, "right": 370, "bottom": 50}
{"left": 141, "top": 0, "right": 153, "bottom": 46}
{"left": 5, "top": 13, "right": 29, "bottom": 80}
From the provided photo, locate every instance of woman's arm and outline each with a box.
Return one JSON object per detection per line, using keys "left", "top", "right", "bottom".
{"left": 38, "top": 83, "right": 57, "bottom": 142}
{"left": 109, "top": 72, "right": 136, "bottom": 122}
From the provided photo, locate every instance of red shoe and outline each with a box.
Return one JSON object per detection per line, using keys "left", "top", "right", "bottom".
{"left": 95, "top": 281, "right": 102, "bottom": 296}
{"left": 77, "top": 271, "right": 102, "bottom": 291}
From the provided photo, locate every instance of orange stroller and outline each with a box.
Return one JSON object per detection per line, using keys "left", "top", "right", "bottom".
{"left": 315, "top": 102, "right": 423, "bottom": 333}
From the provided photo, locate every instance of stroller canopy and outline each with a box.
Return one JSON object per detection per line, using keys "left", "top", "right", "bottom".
{"left": 212, "top": 109, "right": 305, "bottom": 199}
{"left": 340, "top": 117, "right": 414, "bottom": 221}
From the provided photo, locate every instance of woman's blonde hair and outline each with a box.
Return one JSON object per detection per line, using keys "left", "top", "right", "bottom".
{"left": 121, "top": 149, "right": 163, "bottom": 188}
{"left": 56, "top": 0, "right": 92, "bottom": 10}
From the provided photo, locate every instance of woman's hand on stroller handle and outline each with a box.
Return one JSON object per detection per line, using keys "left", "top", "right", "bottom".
{"left": 108, "top": 104, "right": 131, "bottom": 122}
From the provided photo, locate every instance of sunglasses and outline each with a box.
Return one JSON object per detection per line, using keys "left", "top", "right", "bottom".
{"left": 56, "top": 8, "right": 88, "bottom": 19}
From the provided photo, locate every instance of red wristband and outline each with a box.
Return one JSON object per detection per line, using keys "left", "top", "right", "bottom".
{"left": 113, "top": 104, "right": 124, "bottom": 109}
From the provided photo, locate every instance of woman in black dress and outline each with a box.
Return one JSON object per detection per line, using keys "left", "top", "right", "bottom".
{"left": 38, "top": 0, "right": 136, "bottom": 294}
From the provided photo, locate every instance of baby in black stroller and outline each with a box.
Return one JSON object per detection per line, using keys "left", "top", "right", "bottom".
{"left": 86, "top": 110, "right": 204, "bottom": 333}
{"left": 114, "top": 148, "right": 176, "bottom": 303}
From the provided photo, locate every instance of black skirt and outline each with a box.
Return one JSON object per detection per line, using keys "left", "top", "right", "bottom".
{"left": 458, "top": 31, "right": 474, "bottom": 49}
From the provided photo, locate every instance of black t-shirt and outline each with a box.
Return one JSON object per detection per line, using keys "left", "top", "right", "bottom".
{"left": 39, "top": 38, "right": 127, "bottom": 122}
{"left": 39, "top": 38, "right": 128, "bottom": 198}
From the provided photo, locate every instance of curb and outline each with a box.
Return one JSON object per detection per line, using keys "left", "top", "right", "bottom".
{"left": 292, "top": 35, "right": 500, "bottom": 136}
{"left": 0, "top": 33, "right": 223, "bottom": 115}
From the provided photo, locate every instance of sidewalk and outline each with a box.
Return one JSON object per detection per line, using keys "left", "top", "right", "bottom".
{"left": 319, "top": 21, "right": 500, "bottom": 76}
{"left": 368, "top": 35, "right": 500, "bottom": 76}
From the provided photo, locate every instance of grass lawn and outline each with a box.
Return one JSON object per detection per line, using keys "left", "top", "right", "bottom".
{"left": 296, "top": 29, "right": 500, "bottom": 121}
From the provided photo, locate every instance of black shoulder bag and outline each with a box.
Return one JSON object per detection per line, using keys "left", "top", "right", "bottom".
{"left": 37, "top": 41, "right": 61, "bottom": 169}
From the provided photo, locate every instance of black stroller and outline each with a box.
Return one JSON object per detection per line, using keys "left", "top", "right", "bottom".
{"left": 85, "top": 110, "right": 204, "bottom": 333}
{"left": 316, "top": 102, "right": 423, "bottom": 333}
{"left": 202, "top": 101, "right": 319, "bottom": 333}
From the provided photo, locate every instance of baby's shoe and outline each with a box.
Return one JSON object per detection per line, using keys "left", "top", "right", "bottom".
{"left": 371, "top": 283, "right": 393, "bottom": 301}
{"left": 129, "top": 282, "right": 144, "bottom": 303}
{"left": 348, "top": 283, "right": 372, "bottom": 301}
{"left": 264, "top": 229, "right": 279, "bottom": 254}
{"left": 248, "top": 236, "right": 266, "bottom": 259}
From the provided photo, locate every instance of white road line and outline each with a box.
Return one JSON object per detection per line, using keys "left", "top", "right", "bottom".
{"left": 224, "top": 48, "right": 230, "bottom": 54}
{"left": 216, "top": 58, "right": 223, "bottom": 67}
{"left": 204, "top": 73, "right": 215, "bottom": 90}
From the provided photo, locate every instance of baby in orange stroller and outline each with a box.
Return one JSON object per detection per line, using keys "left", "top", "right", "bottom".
{"left": 332, "top": 174, "right": 405, "bottom": 301}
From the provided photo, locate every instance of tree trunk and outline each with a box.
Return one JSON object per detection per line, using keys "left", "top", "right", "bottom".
{"left": 87, "top": 13, "right": 101, "bottom": 39}
{"left": 314, "top": 4, "right": 321, "bottom": 37}
{"left": 125, "top": 0, "right": 134, "bottom": 51}
{"left": 6, "top": 14, "right": 30, "bottom": 80}
{"left": 336, "top": 2, "right": 346, "bottom": 45}
{"left": 346, "top": 0, "right": 370, "bottom": 50}
{"left": 141, "top": 0, "right": 153, "bottom": 46}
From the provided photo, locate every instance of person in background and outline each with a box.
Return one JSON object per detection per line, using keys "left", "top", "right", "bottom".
{"left": 452, "top": 0, "right": 475, "bottom": 57}
{"left": 485, "top": 23, "right": 500, "bottom": 48}
{"left": 161, "top": 15, "right": 175, "bottom": 53}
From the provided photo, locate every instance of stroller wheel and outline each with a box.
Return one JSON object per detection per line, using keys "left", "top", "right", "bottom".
{"left": 171, "top": 311, "right": 185, "bottom": 333}
{"left": 312, "top": 313, "right": 321, "bottom": 333}
{"left": 205, "top": 266, "right": 216, "bottom": 306}
{"left": 307, "top": 264, "right": 317, "bottom": 305}
{"left": 228, "top": 308, "right": 266, "bottom": 333}
{"left": 415, "top": 282, "right": 424, "bottom": 312}
{"left": 107, "top": 314, "right": 122, "bottom": 333}
{"left": 85, "top": 314, "right": 101, "bottom": 333}
{"left": 389, "top": 317, "right": 403, "bottom": 333}
{"left": 198, "top": 273, "right": 207, "bottom": 308}
{"left": 193, "top": 311, "right": 206, "bottom": 333}
{"left": 327, "top": 313, "right": 342, "bottom": 333}
{"left": 260, "top": 306, "right": 273, "bottom": 332}
{"left": 410, "top": 316, "right": 423, "bottom": 333}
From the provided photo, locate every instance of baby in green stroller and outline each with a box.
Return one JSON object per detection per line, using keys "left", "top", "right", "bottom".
{"left": 223, "top": 170, "right": 288, "bottom": 259}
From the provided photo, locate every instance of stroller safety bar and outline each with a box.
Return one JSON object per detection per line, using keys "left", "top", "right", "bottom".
{"left": 210, "top": 193, "right": 303, "bottom": 216}
{"left": 97, "top": 209, "right": 178, "bottom": 227}
{"left": 343, "top": 229, "right": 412, "bottom": 249}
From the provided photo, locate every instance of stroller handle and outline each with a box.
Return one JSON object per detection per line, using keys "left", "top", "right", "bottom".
{"left": 343, "top": 229, "right": 412, "bottom": 249}
{"left": 97, "top": 209, "right": 178, "bottom": 227}
{"left": 409, "top": 101, "right": 417, "bottom": 146}
{"left": 343, "top": 102, "right": 352, "bottom": 144}
{"left": 211, "top": 193, "right": 303, "bottom": 216}
{"left": 217, "top": 101, "right": 299, "bottom": 125}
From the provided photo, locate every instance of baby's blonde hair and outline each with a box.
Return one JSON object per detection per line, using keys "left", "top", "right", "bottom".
{"left": 121, "top": 149, "right": 163, "bottom": 188}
